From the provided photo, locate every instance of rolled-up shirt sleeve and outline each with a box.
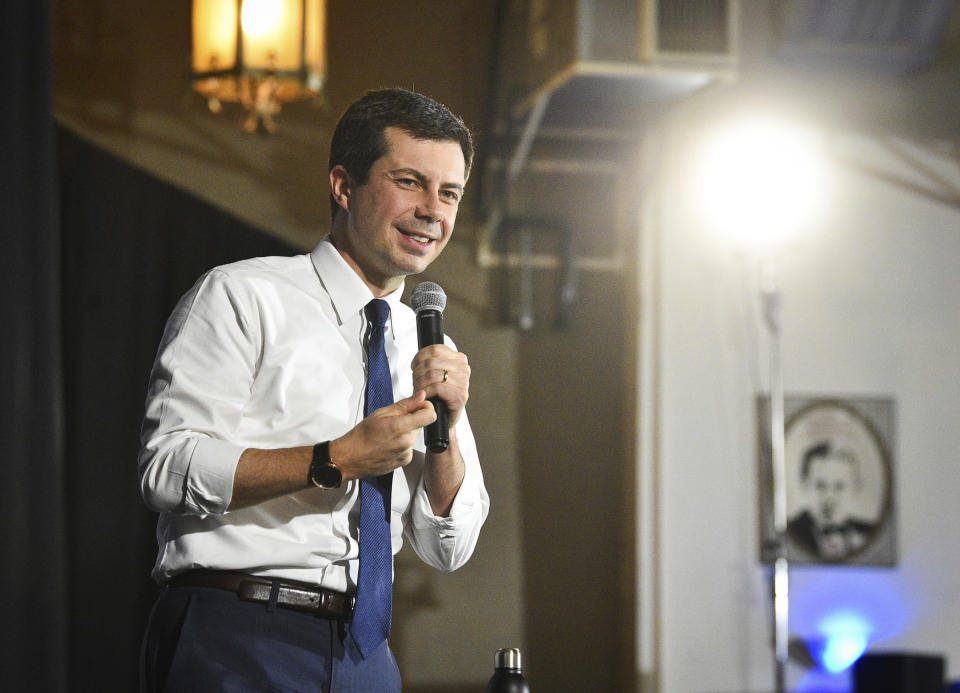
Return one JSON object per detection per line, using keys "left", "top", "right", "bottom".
{"left": 138, "top": 269, "right": 256, "bottom": 515}
{"left": 404, "top": 409, "right": 489, "bottom": 572}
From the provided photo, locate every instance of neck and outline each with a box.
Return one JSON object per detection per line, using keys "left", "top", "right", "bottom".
{"left": 328, "top": 225, "right": 402, "bottom": 298}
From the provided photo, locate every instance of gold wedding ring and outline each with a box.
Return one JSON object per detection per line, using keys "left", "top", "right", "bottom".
{"left": 441, "top": 369, "right": 448, "bottom": 383}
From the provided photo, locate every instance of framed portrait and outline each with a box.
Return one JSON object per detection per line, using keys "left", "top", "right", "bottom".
{"left": 758, "top": 396, "right": 896, "bottom": 566}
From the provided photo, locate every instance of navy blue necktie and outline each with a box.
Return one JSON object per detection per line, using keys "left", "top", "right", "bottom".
{"left": 353, "top": 298, "right": 394, "bottom": 658}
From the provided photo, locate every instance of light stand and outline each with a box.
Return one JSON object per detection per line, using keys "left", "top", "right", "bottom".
{"left": 693, "top": 115, "right": 823, "bottom": 693}
{"left": 761, "top": 258, "right": 789, "bottom": 693}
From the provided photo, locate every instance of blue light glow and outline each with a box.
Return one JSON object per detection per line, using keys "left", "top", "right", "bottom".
{"left": 820, "top": 633, "right": 869, "bottom": 673}
{"left": 790, "top": 570, "right": 911, "bottom": 681}
{"left": 811, "top": 611, "right": 871, "bottom": 674}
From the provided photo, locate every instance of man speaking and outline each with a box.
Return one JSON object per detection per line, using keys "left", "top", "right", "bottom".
{"left": 138, "top": 88, "right": 489, "bottom": 692}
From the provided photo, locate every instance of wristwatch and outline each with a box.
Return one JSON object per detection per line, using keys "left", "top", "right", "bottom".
{"left": 309, "top": 441, "right": 342, "bottom": 489}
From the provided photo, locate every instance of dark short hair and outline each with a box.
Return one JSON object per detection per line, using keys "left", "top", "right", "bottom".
{"left": 328, "top": 88, "right": 474, "bottom": 221}
{"left": 800, "top": 440, "right": 859, "bottom": 484}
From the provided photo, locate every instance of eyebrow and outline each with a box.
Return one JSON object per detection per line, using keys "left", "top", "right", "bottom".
{"left": 388, "top": 168, "right": 465, "bottom": 194}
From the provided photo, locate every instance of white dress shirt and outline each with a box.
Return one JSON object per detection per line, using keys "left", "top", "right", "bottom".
{"left": 138, "top": 237, "right": 489, "bottom": 592}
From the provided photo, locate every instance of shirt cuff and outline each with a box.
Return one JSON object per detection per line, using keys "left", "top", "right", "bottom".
{"left": 185, "top": 437, "right": 246, "bottom": 514}
{"left": 410, "top": 456, "right": 485, "bottom": 531}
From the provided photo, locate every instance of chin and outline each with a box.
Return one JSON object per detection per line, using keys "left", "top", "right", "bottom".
{"left": 396, "top": 252, "right": 437, "bottom": 275}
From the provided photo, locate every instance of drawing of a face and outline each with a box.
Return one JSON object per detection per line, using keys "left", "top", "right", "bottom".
{"left": 806, "top": 452, "right": 857, "bottom": 528}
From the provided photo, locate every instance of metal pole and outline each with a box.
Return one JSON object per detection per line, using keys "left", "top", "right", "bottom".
{"left": 761, "top": 258, "right": 789, "bottom": 693}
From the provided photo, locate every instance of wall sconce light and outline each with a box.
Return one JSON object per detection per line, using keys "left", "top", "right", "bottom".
{"left": 191, "top": 0, "right": 326, "bottom": 133}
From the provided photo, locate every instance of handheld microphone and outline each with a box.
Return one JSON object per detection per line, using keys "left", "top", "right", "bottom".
{"left": 410, "top": 281, "right": 449, "bottom": 453}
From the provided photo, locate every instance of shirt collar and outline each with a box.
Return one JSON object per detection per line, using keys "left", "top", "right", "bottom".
{"left": 310, "top": 236, "right": 406, "bottom": 326}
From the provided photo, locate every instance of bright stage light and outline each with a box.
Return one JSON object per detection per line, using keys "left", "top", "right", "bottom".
{"left": 695, "top": 117, "right": 825, "bottom": 254}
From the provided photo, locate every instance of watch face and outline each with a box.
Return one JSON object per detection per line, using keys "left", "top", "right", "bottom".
{"left": 310, "top": 442, "right": 341, "bottom": 489}
{"left": 312, "top": 463, "right": 342, "bottom": 489}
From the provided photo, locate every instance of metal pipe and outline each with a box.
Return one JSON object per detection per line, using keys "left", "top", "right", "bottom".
{"left": 762, "top": 258, "right": 789, "bottom": 693}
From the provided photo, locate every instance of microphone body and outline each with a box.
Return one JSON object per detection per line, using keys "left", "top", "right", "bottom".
{"left": 411, "top": 283, "right": 449, "bottom": 453}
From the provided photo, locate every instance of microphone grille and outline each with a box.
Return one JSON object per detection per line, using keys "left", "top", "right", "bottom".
{"left": 411, "top": 281, "right": 447, "bottom": 313}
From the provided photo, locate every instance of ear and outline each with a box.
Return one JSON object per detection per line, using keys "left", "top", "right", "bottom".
{"left": 329, "top": 165, "right": 352, "bottom": 214}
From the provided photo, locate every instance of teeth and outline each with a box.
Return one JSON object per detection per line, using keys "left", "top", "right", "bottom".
{"left": 399, "top": 229, "right": 432, "bottom": 243}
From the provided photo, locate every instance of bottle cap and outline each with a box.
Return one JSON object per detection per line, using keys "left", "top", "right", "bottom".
{"left": 495, "top": 647, "right": 522, "bottom": 671}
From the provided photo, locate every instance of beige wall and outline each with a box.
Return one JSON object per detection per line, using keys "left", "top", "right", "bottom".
{"left": 643, "top": 80, "right": 960, "bottom": 690}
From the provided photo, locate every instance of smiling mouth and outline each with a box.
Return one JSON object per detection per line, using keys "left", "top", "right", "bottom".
{"left": 398, "top": 229, "right": 435, "bottom": 244}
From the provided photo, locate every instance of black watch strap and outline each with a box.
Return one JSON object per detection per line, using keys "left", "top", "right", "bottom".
{"left": 309, "top": 441, "right": 342, "bottom": 489}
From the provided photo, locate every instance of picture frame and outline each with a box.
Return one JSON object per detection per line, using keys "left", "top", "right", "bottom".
{"left": 758, "top": 395, "right": 897, "bottom": 566}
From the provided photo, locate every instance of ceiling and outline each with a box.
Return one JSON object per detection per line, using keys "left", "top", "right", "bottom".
{"left": 51, "top": 1, "right": 960, "bottom": 251}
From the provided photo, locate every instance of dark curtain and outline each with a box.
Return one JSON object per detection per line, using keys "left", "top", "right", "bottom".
{"left": 2, "top": 4, "right": 298, "bottom": 689}
{"left": 57, "top": 127, "right": 298, "bottom": 689}
{"left": 1, "top": 0, "right": 69, "bottom": 691}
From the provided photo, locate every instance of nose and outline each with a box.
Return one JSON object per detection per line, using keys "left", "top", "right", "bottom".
{"left": 415, "top": 190, "right": 444, "bottom": 224}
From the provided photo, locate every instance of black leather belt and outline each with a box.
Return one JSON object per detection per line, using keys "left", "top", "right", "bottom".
{"left": 168, "top": 571, "right": 354, "bottom": 621}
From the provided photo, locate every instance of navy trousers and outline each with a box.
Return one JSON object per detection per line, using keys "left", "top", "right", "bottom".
{"left": 140, "top": 585, "right": 401, "bottom": 693}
